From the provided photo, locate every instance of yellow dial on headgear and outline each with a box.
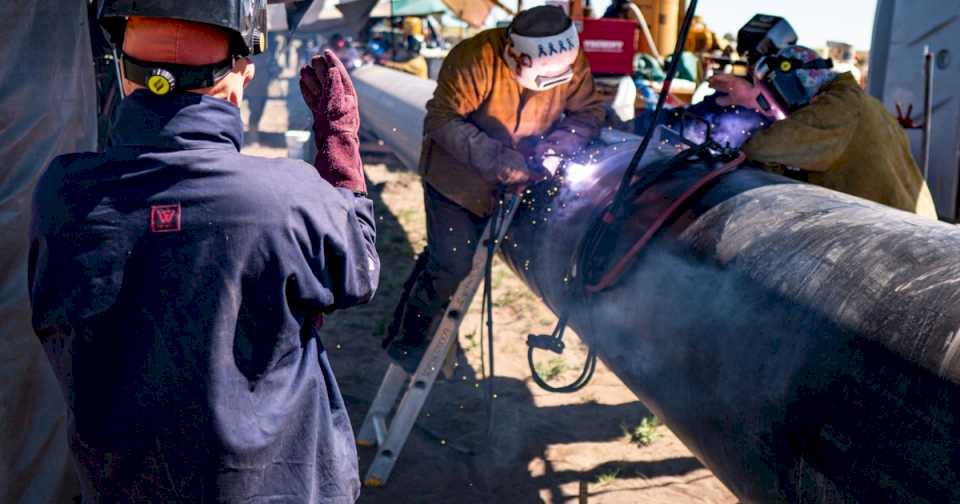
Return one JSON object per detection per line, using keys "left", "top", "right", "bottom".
{"left": 147, "top": 69, "right": 175, "bottom": 95}
{"left": 147, "top": 76, "right": 170, "bottom": 95}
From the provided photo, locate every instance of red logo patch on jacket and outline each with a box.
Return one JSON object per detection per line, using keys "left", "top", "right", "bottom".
{"left": 150, "top": 204, "right": 181, "bottom": 233}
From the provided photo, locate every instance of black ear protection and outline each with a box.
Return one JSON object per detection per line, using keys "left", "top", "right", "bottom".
{"left": 121, "top": 53, "right": 237, "bottom": 96}
{"left": 756, "top": 56, "right": 834, "bottom": 112}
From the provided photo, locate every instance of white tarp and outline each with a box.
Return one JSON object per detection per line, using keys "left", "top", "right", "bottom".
{"left": 0, "top": 1, "right": 97, "bottom": 502}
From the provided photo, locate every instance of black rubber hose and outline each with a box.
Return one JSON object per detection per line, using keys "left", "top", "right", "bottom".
{"left": 528, "top": 346, "right": 598, "bottom": 394}
{"left": 526, "top": 2, "right": 702, "bottom": 394}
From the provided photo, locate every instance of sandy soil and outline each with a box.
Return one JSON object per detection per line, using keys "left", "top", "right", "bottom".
{"left": 239, "top": 57, "right": 738, "bottom": 503}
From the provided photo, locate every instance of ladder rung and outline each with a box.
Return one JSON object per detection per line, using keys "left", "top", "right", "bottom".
{"left": 372, "top": 414, "right": 388, "bottom": 446}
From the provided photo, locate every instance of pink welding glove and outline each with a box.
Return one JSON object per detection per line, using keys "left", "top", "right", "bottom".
{"left": 300, "top": 49, "right": 366, "bottom": 194}
{"left": 708, "top": 74, "right": 765, "bottom": 110}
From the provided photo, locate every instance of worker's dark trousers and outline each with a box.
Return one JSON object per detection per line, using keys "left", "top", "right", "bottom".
{"left": 384, "top": 182, "right": 487, "bottom": 370}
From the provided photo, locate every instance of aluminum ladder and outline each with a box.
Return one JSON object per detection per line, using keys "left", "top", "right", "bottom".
{"left": 356, "top": 193, "right": 522, "bottom": 487}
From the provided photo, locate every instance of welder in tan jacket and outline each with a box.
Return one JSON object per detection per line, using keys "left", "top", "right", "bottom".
{"left": 710, "top": 45, "right": 937, "bottom": 218}
{"left": 381, "top": 35, "right": 429, "bottom": 79}
{"left": 383, "top": 5, "right": 605, "bottom": 372}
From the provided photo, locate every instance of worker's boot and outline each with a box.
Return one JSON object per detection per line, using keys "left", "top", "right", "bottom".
{"left": 385, "top": 297, "right": 443, "bottom": 374}
{"left": 382, "top": 253, "right": 447, "bottom": 374}
{"left": 383, "top": 252, "right": 430, "bottom": 347}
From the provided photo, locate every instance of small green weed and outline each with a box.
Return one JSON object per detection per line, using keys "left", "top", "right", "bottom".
{"left": 594, "top": 468, "right": 621, "bottom": 486}
{"left": 491, "top": 288, "right": 523, "bottom": 308}
{"left": 463, "top": 330, "right": 479, "bottom": 352}
{"left": 622, "top": 416, "right": 661, "bottom": 447}
{"left": 534, "top": 357, "right": 570, "bottom": 381}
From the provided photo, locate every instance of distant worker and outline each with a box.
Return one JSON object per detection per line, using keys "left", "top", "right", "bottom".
{"left": 328, "top": 33, "right": 363, "bottom": 71}
{"left": 402, "top": 16, "right": 425, "bottom": 42}
{"left": 686, "top": 15, "right": 724, "bottom": 54}
{"left": 709, "top": 45, "right": 937, "bottom": 218}
{"left": 382, "top": 5, "right": 605, "bottom": 372}
{"left": 30, "top": 1, "right": 379, "bottom": 501}
{"left": 382, "top": 35, "right": 429, "bottom": 79}
{"left": 244, "top": 39, "right": 281, "bottom": 144}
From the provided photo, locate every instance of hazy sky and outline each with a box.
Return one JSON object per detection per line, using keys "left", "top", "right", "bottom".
{"left": 502, "top": 0, "right": 879, "bottom": 50}
{"left": 683, "top": 0, "right": 878, "bottom": 49}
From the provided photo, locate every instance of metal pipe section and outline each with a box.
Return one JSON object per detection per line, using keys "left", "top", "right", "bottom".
{"left": 922, "top": 45, "right": 934, "bottom": 181}
{"left": 351, "top": 65, "right": 435, "bottom": 170}
{"left": 499, "top": 137, "right": 960, "bottom": 503}
{"left": 354, "top": 70, "right": 960, "bottom": 503}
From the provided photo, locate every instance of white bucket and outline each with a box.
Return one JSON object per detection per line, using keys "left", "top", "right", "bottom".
{"left": 285, "top": 130, "right": 313, "bottom": 161}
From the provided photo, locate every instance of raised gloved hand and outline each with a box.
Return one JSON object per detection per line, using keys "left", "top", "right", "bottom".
{"left": 300, "top": 49, "right": 366, "bottom": 194}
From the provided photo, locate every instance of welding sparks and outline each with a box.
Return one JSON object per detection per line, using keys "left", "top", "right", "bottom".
{"left": 541, "top": 155, "right": 563, "bottom": 176}
{"left": 564, "top": 162, "right": 597, "bottom": 185}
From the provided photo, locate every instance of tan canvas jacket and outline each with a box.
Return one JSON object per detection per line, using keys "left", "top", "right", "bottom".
{"left": 419, "top": 28, "right": 606, "bottom": 216}
{"left": 383, "top": 56, "right": 429, "bottom": 80}
{"left": 744, "top": 73, "right": 937, "bottom": 218}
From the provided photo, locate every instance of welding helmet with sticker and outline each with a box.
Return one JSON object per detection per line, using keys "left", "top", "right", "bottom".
{"left": 737, "top": 14, "right": 797, "bottom": 65}
{"left": 504, "top": 6, "right": 580, "bottom": 92}
{"left": 753, "top": 45, "right": 836, "bottom": 115}
{"left": 98, "top": 0, "right": 273, "bottom": 94}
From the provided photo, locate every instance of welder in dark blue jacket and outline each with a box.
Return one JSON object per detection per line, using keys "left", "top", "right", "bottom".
{"left": 28, "top": 3, "right": 379, "bottom": 503}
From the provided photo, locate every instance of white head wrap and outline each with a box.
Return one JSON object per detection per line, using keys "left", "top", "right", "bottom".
{"left": 504, "top": 21, "right": 580, "bottom": 91}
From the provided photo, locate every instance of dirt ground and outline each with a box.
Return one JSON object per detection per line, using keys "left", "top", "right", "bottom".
{"left": 240, "top": 52, "right": 738, "bottom": 503}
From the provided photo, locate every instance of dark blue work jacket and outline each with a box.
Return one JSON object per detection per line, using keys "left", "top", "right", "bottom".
{"left": 28, "top": 91, "right": 379, "bottom": 503}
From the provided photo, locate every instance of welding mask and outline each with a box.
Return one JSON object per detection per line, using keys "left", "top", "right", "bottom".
{"left": 737, "top": 14, "right": 797, "bottom": 65}
{"left": 98, "top": 0, "right": 273, "bottom": 94}
{"left": 754, "top": 48, "right": 835, "bottom": 114}
{"left": 504, "top": 9, "right": 580, "bottom": 92}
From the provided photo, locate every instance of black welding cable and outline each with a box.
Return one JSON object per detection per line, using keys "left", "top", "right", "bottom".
{"left": 607, "top": 0, "right": 700, "bottom": 217}
{"left": 526, "top": 0, "right": 702, "bottom": 395}
{"left": 483, "top": 195, "right": 506, "bottom": 442}
{"left": 527, "top": 313, "right": 598, "bottom": 394}
{"left": 573, "top": 0, "right": 701, "bottom": 287}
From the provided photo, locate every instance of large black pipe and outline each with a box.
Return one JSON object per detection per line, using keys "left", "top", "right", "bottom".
{"left": 352, "top": 67, "right": 960, "bottom": 502}
{"left": 500, "top": 133, "right": 960, "bottom": 503}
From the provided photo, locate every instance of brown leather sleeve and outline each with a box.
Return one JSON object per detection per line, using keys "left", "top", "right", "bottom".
{"left": 553, "top": 50, "right": 607, "bottom": 147}
{"left": 423, "top": 35, "right": 516, "bottom": 182}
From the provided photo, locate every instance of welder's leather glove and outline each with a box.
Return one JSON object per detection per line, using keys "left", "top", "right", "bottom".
{"left": 496, "top": 147, "right": 540, "bottom": 186}
{"left": 300, "top": 49, "right": 366, "bottom": 194}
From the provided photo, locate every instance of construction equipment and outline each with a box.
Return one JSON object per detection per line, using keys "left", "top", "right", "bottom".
{"left": 356, "top": 190, "right": 523, "bottom": 487}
